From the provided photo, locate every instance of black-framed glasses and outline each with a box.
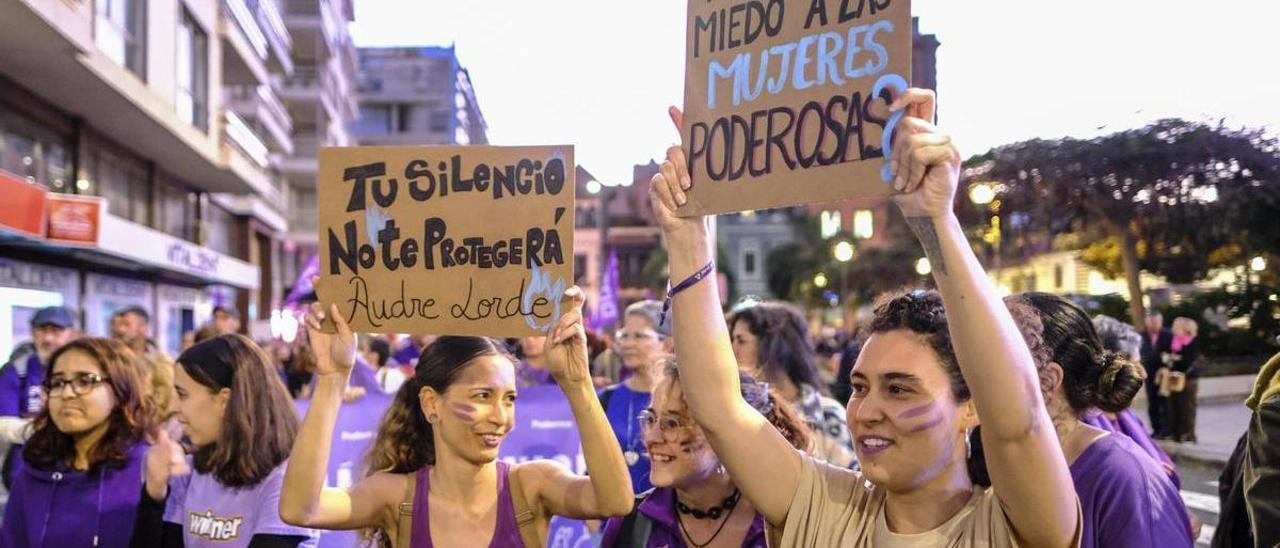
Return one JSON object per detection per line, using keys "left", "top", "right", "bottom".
{"left": 44, "top": 373, "right": 109, "bottom": 397}
{"left": 637, "top": 409, "right": 692, "bottom": 440}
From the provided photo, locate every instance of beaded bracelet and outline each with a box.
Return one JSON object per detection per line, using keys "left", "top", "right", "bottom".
{"left": 659, "top": 260, "right": 715, "bottom": 326}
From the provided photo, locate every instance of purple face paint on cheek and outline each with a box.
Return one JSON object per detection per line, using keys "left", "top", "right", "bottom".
{"left": 897, "top": 402, "right": 936, "bottom": 420}
{"left": 449, "top": 402, "right": 477, "bottom": 422}
{"left": 907, "top": 414, "right": 946, "bottom": 433}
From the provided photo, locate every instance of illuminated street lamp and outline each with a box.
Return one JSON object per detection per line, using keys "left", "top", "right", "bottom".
{"left": 1251, "top": 256, "right": 1267, "bottom": 272}
{"left": 969, "top": 182, "right": 996, "bottom": 206}
{"left": 833, "top": 241, "right": 855, "bottom": 263}
{"left": 813, "top": 272, "right": 829, "bottom": 288}
{"left": 915, "top": 257, "right": 932, "bottom": 276}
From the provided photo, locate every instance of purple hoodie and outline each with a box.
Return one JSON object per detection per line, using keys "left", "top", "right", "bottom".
{"left": 1, "top": 442, "right": 148, "bottom": 547}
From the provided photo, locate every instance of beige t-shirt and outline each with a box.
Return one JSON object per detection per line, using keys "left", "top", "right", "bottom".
{"left": 768, "top": 456, "right": 1039, "bottom": 548}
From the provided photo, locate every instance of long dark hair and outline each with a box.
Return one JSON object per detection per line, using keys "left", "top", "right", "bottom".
{"left": 23, "top": 338, "right": 157, "bottom": 471}
{"left": 365, "top": 336, "right": 508, "bottom": 474}
{"left": 177, "top": 334, "right": 299, "bottom": 487}
{"left": 1011, "top": 293, "right": 1146, "bottom": 414}
{"left": 728, "top": 301, "right": 823, "bottom": 392}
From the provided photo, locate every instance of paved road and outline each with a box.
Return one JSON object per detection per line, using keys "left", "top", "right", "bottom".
{"left": 1178, "top": 456, "right": 1226, "bottom": 547}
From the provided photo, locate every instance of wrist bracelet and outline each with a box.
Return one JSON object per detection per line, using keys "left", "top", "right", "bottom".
{"left": 660, "top": 260, "right": 715, "bottom": 326}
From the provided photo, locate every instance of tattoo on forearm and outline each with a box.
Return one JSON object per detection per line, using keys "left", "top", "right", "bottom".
{"left": 905, "top": 216, "right": 948, "bottom": 276}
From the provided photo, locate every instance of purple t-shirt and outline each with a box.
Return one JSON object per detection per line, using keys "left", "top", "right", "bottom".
{"left": 1069, "top": 433, "right": 1193, "bottom": 548}
{"left": 163, "top": 459, "right": 319, "bottom": 547}
{"left": 1080, "top": 409, "right": 1181, "bottom": 490}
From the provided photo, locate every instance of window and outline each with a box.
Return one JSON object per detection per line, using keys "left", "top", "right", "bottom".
{"left": 1053, "top": 265, "right": 1064, "bottom": 290}
{"left": 853, "top": 210, "right": 874, "bottom": 239}
{"left": 744, "top": 251, "right": 757, "bottom": 275}
{"left": 397, "top": 104, "right": 413, "bottom": 132}
{"left": 819, "top": 210, "right": 841, "bottom": 239}
{"left": 573, "top": 254, "right": 588, "bottom": 283}
{"left": 175, "top": 10, "right": 208, "bottom": 131}
{"left": 0, "top": 110, "right": 72, "bottom": 191}
{"left": 158, "top": 178, "right": 198, "bottom": 242}
{"left": 203, "top": 202, "right": 236, "bottom": 256}
{"left": 91, "top": 145, "right": 150, "bottom": 225}
{"left": 352, "top": 104, "right": 391, "bottom": 134}
{"left": 429, "top": 109, "right": 450, "bottom": 132}
{"left": 95, "top": 0, "right": 147, "bottom": 78}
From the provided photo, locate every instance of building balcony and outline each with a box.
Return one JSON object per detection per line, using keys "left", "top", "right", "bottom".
{"left": 250, "top": 0, "right": 293, "bottom": 74}
{"left": 221, "top": 0, "right": 270, "bottom": 86}
{"left": 225, "top": 85, "right": 294, "bottom": 154}
{"left": 272, "top": 133, "right": 318, "bottom": 181}
{"left": 221, "top": 111, "right": 282, "bottom": 206}
{"left": 278, "top": 64, "right": 326, "bottom": 104}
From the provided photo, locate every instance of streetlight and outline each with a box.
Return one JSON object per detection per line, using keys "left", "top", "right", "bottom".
{"left": 813, "top": 272, "right": 829, "bottom": 288}
{"left": 1251, "top": 256, "right": 1267, "bottom": 272}
{"left": 915, "top": 257, "right": 932, "bottom": 276}
{"left": 833, "top": 241, "right": 855, "bottom": 263}
{"left": 969, "top": 182, "right": 996, "bottom": 206}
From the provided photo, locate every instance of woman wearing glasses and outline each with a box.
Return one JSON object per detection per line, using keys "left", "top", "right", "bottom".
{"left": 599, "top": 300, "right": 673, "bottom": 494}
{"left": 1, "top": 338, "right": 158, "bottom": 547}
{"left": 602, "top": 361, "right": 808, "bottom": 547}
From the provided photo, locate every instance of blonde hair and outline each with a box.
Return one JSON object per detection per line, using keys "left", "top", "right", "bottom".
{"left": 1173, "top": 317, "right": 1199, "bottom": 338}
{"left": 139, "top": 353, "right": 179, "bottom": 420}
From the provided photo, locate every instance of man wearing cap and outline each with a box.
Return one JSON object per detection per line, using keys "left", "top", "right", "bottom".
{"left": 212, "top": 305, "right": 241, "bottom": 335}
{"left": 0, "top": 307, "right": 78, "bottom": 418}
{"left": 111, "top": 305, "right": 155, "bottom": 356}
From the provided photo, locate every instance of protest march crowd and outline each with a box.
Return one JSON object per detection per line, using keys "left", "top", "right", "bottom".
{"left": 0, "top": 87, "right": 1278, "bottom": 548}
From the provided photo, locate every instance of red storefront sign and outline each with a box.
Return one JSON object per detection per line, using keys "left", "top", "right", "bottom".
{"left": 0, "top": 169, "right": 49, "bottom": 238}
{"left": 46, "top": 194, "right": 105, "bottom": 245}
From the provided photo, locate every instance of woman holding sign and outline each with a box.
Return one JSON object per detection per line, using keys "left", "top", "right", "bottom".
{"left": 650, "top": 89, "right": 1080, "bottom": 547}
{"left": 280, "top": 286, "right": 634, "bottom": 547}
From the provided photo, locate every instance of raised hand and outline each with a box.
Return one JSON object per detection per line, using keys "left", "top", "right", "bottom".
{"left": 303, "top": 280, "right": 356, "bottom": 378}
{"left": 544, "top": 286, "right": 590, "bottom": 386}
{"left": 145, "top": 429, "right": 189, "bottom": 500}
{"left": 886, "top": 88, "right": 962, "bottom": 220}
{"left": 649, "top": 107, "right": 709, "bottom": 239}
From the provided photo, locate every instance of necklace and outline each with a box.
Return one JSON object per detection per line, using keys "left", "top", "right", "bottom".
{"left": 622, "top": 389, "right": 641, "bottom": 466}
{"left": 676, "top": 488, "right": 741, "bottom": 548}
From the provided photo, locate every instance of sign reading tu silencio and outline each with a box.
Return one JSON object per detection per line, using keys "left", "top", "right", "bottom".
{"left": 316, "top": 145, "right": 575, "bottom": 338}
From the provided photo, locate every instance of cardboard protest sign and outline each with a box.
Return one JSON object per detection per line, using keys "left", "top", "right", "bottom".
{"left": 680, "top": 0, "right": 912, "bottom": 216}
{"left": 317, "top": 145, "right": 575, "bottom": 338}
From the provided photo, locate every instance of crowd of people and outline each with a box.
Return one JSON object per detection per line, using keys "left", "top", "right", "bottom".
{"left": 0, "top": 88, "right": 1274, "bottom": 547}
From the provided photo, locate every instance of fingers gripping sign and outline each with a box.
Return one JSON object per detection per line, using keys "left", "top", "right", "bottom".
{"left": 544, "top": 286, "right": 590, "bottom": 386}
{"left": 305, "top": 275, "right": 357, "bottom": 380}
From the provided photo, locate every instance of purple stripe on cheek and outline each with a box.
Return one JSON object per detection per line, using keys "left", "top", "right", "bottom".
{"left": 449, "top": 403, "right": 477, "bottom": 422}
{"left": 897, "top": 402, "right": 936, "bottom": 420}
{"left": 908, "top": 415, "right": 946, "bottom": 433}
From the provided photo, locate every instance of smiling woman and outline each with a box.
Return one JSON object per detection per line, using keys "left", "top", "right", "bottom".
{"left": 279, "top": 289, "right": 634, "bottom": 548}
{"left": 2, "top": 338, "right": 157, "bottom": 547}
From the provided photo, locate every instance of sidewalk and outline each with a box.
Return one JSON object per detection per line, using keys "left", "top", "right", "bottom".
{"left": 1129, "top": 374, "right": 1256, "bottom": 466}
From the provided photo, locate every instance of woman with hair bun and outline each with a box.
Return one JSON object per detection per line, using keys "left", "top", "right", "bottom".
{"left": 1011, "top": 292, "right": 1193, "bottom": 548}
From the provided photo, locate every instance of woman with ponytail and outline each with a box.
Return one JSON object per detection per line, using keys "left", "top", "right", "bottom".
{"left": 601, "top": 360, "right": 809, "bottom": 547}
{"left": 1010, "top": 292, "right": 1194, "bottom": 548}
{"left": 280, "top": 286, "right": 634, "bottom": 547}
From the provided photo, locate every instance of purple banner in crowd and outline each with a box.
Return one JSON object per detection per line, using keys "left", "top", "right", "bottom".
{"left": 295, "top": 389, "right": 394, "bottom": 547}
{"left": 591, "top": 249, "right": 620, "bottom": 329}
{"left": 499, "top": 384, "right": 595, "bottom": 548}
{"left": 283, "top": 254, "right": 320, "bottom": 308}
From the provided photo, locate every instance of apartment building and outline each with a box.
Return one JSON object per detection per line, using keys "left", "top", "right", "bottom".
{"left": 0, "top": 0, "right": 314, "bottom": 355}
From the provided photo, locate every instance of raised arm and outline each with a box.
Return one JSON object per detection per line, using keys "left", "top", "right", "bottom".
{"left": 648, "top": 107, "right": 803, "bottom": 526}
{"left": 889, "top": 89, "right": 1077, "bottom": 547}
{"left": 522, "top": 287, "right": 634, "bottom": 519}
{"left": 279, "top": 302, "right": 398, "bottom": 530}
